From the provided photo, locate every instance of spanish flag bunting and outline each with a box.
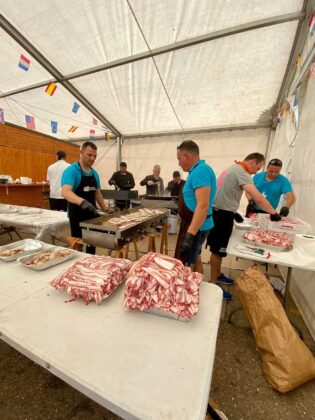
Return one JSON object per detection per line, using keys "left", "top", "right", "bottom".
{"left": 45, "top": 81, "right": 57, "bottom": 96}
{"left": 68, "top": 125, "right": 78, "bottom": 133}
{"left": 105, "top": 131, "right": 110, "bottom": 142}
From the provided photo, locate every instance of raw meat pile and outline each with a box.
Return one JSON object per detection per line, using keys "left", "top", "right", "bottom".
{"left": 50, "top": 256, "right": 132, "bottom": 304}
{"left": 124, "top": 252, "right": 203, "bottom": 319}
{"left": 243, "top": 228, "right": 293, "bottom": 250}
{"left": 102, "top": 208, "right": 165, "bottom": 230}
{"left": 24, "top": 249, "right": 73, "bottom": 266}
{"left": 0, "top": 247, "right": 23, "bottom": 257}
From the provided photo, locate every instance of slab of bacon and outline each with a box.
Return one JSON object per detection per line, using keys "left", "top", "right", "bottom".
{"left": 0, "top": 247, "right": 24, "bottom": 257}
{"left": 102, "top": 208, "right": 165, "bottom": 230}
{"left": 24, "top": 249, "right": 73, "bottom": 266}
{"left": 50, "top": 256, "right": 132, "bottom": 304}
{"left": 124, "top": 252, "right": 203, "bottom": 320}
{"left": 243, "top": 228, "right": 293, "bottom": 250}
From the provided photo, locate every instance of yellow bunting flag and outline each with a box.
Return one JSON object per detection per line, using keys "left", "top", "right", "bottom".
{"left": 105, "top": 131, "right": 110, "bottom": 141}
{"left": 45, "top": 81, "right": 57, "bottom": 96}
{"left": 295, "top": 55, "right": 301, "bottom": 72}
{"left": 68, "top": 126, "right": 78, "bottom": 133}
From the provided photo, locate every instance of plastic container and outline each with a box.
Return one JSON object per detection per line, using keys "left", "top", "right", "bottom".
{"left": 257, "top": 214, "right": 311, "bottom": 235}
{"left": 0, "top": 239, "right": 43, "bottom": 261}
{"left": 167, "top": 214, "right": 178, "bottom": 234}
{"left": 20, "top": 177, "right": 32, "bottom": 184}
{"left": 17, "top": 247, "right": 75, "bottom": 270}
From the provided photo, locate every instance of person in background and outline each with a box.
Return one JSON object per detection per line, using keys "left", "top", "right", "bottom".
{"left": 246, "top": 158, "right": 295, "bottom": 217}
{"left": 108, "top": 162, "right": 135, "bottom": 210}
{"left": 61, "top": 142, "right": 107, "bottom": 254}
{"left": 140, "top": 165, "right": 164, "bottom": 196}
{"left": 47, "top": 151, "right": 70, "bottom": 211}
{"left": 174, "top": 140, "right": 216, "bottom": 274}
{"left": 166, "top": 171, "right": 185, "bottom": 197}
{"left": 207, "top": 153, "right": 281, "bottom": 300}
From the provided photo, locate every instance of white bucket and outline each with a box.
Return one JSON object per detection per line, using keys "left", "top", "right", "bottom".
{"left": 167, "top": 214, "right": 178, "bottom": 234}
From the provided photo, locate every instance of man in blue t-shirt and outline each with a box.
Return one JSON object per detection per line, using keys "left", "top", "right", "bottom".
{"left": 174, "top": 140, "right": 216, "bottom": 274}
{"left": 61, "top": 141, "right": 107, "bottom": 253}
{"left": 246, "top": 158, "right": 295, "bottom": 217}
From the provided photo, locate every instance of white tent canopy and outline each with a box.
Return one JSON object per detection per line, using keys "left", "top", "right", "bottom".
{"left": 0, "top": 0, "right": 304, "bottom": 139}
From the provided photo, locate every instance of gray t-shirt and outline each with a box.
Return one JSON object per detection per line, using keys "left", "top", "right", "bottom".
{"left": 214, "top": 164, "right": 252, "bottom": 212}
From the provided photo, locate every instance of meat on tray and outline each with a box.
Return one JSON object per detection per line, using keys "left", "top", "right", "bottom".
{"left": 24, "top": 249, "right": 73, "bottom": 266}
{"left": 124, "top": 252, "right": 203, "bottom": 320}
{"left": 102, "top": 208, "right": 165, "bottom": 229}
{"left": 0, "top": 247, "right": 24, "bottom": 257}
{"left": 243, "top": 228, "right": 293, "bottom": 249}
{"left": 50, "top": 256, "right": 132, "bottom": 304}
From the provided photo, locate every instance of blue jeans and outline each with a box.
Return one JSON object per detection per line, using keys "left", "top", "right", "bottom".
{"left": 187, "top": 230, "right": 210, "bottom": 265}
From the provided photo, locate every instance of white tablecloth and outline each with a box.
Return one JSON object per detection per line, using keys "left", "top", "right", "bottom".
{"left": 0, "top": 205, "right": 69, "bottom": 240}
{"left": 0, "top": 250, "right": 223, "bottom": 420}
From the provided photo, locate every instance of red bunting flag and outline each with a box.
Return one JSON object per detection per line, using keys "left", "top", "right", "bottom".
{"left": 92, "top": 118, "right": 97, "bottom": 125}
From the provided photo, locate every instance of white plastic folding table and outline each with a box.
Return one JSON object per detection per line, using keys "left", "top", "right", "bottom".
{"left": 0, "top": 250, "right": 223, "bottom": 420}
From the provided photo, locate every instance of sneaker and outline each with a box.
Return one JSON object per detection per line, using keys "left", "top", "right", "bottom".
{"left": 219, "top": 287, "right": 233, "bottom": 301}
{"left": 217, "top": 273, "right": 234, "bottom": 285}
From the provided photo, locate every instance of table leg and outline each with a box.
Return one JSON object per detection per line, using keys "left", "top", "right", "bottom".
{"left": 283, "top": 267, "right": 292, "bottom": 313}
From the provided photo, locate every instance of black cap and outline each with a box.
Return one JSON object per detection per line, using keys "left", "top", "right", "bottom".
{"left": 120, "top": 162, "right": 127, "bottom": 167}
{"left": 173, "top": 171, "right": 180, "bottom": 177}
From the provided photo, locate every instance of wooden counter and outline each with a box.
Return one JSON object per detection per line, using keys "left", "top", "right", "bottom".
{"left": 0, "top": 184, "right": 50, "bottom": 209}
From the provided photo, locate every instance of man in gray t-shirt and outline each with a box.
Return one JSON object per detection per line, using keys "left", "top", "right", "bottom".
{"left": 207, "top": 153, "right": 281, "bottom": 301}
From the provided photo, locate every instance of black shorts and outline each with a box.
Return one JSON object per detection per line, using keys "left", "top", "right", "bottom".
{"left": 206, "top": 208, "right": 234, "bottom": 257}
{"left": 49, "top": 198, "right": 68, "bottom": 212}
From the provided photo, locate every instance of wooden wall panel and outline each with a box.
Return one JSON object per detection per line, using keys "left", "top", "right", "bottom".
{"left": 0, "top": 124, "right": 80, "bottom": 181}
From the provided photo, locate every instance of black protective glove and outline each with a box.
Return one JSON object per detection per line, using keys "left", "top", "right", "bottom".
{"left": 109, "top": 179, "right": 116, "bottom": 186}
{"left": 279, "top": 206, "right": 290, "bottom": 217}
{"left": 180, "top": 232, "right": 195, "bottom": 256}
{"left": 270, "top": 213, "right": 282, "bottom": 222}
{"left": 245, "top": 200, "right": 257, "bottom": 217}
{"left": 234, "top": 212, "right": 244, "bottom": 223}
{"left": 80, "top": 200, "right": 99, "bottom": 217}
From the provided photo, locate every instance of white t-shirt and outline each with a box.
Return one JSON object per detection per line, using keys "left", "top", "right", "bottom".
{"left": 47, "top": 160, "right": 70, "bottom": 199}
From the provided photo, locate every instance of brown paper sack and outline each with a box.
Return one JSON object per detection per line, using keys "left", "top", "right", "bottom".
{"left": 236, "top": 266, "right": 315, "bottom": 393}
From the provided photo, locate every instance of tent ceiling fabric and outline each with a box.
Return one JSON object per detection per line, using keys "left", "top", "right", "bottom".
{"left": 0, "top": 0, "right": 304, "bottom": 138}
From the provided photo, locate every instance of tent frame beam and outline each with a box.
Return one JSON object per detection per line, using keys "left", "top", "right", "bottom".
{"left": 1, "top": 10, "right": 304, "bottom": 100}
{"left": 0, "top": 14, "right": 121, "bottom": 136}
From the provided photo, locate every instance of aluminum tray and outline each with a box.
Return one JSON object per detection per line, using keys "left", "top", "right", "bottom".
{"left": 17, "top": 247, "right": 75, "bottom": 271}
{"left": 0, "top": 239, "right": 43, "bottom": 262}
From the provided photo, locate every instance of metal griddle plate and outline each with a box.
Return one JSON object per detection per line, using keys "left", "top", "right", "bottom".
{"left": 80, "top": 207, "right": 168, "bottom": 238}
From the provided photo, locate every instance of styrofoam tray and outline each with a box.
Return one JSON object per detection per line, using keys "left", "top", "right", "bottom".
{"left": 0, "top": 239, "right": 43, "bottom": 262}
{"left": 144, "top": 307, "right": 191, "bottom": 322}
{"left": 17, "top": 247, "right": 75, "bottom": 270}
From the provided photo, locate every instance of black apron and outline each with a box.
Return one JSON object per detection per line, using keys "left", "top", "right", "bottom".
{"left": 174, "top": 190, "right": 212, "bottom": 265}
{"left": 68, "top": 162, "right": 97, "bottom": 239}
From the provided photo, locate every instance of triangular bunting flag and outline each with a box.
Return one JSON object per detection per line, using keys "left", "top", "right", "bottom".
{"left": 68, "top": 126, "right": 78, "bottom": 133}
{"left": 45, "top": 81, "right": 57, "bottom": 96}
{"left": 92, "top": 118, "right": 97, "bottom": 125}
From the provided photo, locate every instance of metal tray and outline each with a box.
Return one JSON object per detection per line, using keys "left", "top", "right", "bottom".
{"left": 17, "top": 247, "right": 76, "bottom": 270}
{"left": 0, "top": 239, "right": 43, "bottom": 262}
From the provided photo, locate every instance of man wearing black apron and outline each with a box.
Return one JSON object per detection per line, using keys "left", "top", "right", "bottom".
{"left": 174, "top": 141, "right": 216, "bottom": 274}
{"left": 61, "top": 142, "right": 107, "bottom": 254}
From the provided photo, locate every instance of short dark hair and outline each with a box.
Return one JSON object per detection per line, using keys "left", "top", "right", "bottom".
{"left": 244, "top": 153, "right": 265, "bottom": 163}
{"left": 268, "top": 158, "right": 282, "bottom": 167}
{"left": 120, "top": 161, "right": 127, "bottom": 167}
{"left": 81, "top": 141, "right": 97, "bottom": 151}
{"left": 173, "top": 171, "right": 180, "bottom": 177}
{"left": 177, "top": 140, "right": 199, "bottom": 155}
{"left": 56, "top": 151, "right": 66, "bottom": 160}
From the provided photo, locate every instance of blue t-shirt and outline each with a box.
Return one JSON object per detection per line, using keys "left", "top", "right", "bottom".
{"left": 182, "top": 160, "right": 216, "bottom": 231}
{"left": 253, "top": 171, "right": 292, "bottom": 210}
{"left": 61, "top": 162, "right": 101, "bottom": 191}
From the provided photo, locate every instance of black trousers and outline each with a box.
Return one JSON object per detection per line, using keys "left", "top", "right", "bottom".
{"left": 69, "top": 216, "right": 96, "bottom": 255}
{"left": 49, "top": 198, "right": 68, "bottom": 212}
